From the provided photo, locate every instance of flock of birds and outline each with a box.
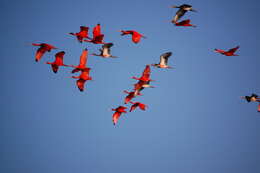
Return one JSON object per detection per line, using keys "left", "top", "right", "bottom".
{"left": 31, "top": 4, "right": 259, "bottom": 125}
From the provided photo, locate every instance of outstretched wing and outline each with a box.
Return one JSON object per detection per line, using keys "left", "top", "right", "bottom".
{"left": 102, "top": 43, "right": 113, "bottom": 55}
{"left": 112, "top": 112, "right": 121, "bottom": 125}
{"left": 79, "top": 48, "right": 88, "bottom": 67}
{"left": 160, "top": 52, "right": 172, "bottom": 65}
{"left": 228, "top": 46, "right": 239, "bottom": 53}
{"left": 76, "top": 79, "right": 86, "bottom": 92}
{"left": 93, "top": 24, "right": 101, "bottom": 37}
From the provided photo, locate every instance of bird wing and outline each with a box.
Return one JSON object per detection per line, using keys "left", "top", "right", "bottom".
{"left": 215, "top": 49, "right": 226, "bottom": 54}
{"left": 141, "top": 65, "right": 151, "bottom": 80}
{"left": 80, "top": 26, "right": 89, "bottom": 32}
{"left": 93, "top": 34, "right": 104, "bottom": 43}
{"left": 102, "top": 43, "right": 113, "bottom": 55}
{"left": 176, "top": 19, "right": 190, "bottom": 25}
{"left": 51, "top": 64, "right": 59, "bottom": 73}
{"left": 175, "top": 8, "right": 186, "bottom": 21}
{"left": 112, "top": 112, "right": 121, "bottom": 125}
{"left": 228, "top": 46, "right": 239, "bottom": 53}
{"left": 138, "top": 103, "right": 146, "bottom": 110}
{"left": 76, "top": 79, "right": 86, "bottom": 92}
{"left": 130, "top": 104, "right": 138, "bottom": 112}
{"left": 79, "top": 49, "right": 88, "bottom": 67}
{"left": 35, "top": 47, "right": 47, "bottom": 62}
{"left": 93, "top": 24, "right": 101, "bottom": 37}
{"left": 160, "top": 52, "right": 172, "bottom": 65}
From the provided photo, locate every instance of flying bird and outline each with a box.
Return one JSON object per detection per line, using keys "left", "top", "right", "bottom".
{"left": 123, "top": 90, "right": 142, "bottom": 104}
{"left": 119, "top": 30, "right": 146, "bottom": 44}
{"left": 129, "top": 101, "right": 147, "bottom": 112}
{"left": 32, "top": 43, "right": 57, "bottom": 62}
{"left": 69, "top": 48, "right": 89, "bottom": 73}
{"left": 132, "top": 65, "right": 153, "bottom": 82}
{"left": 46, "top": 51, "right": 68, "bottom": 73}
{"left": 91, "top": 43, "right": 118, "bottom": 58}
{"left": 84, "top": 24, "right": 106, "bottom": 44}
{"left": 112, "top": 106, "right": 127, "bottom": 125}
{"left": 241, "top": 94, "right": 260, "bottom": 112}
{"left": 69, "top": 26, "right": 90, "bottom": 43}
{"left": 214, "top": 46, "right": 240, "bottom": 56}
{"left": 71, "top": 68, "right": 92, "bottom": 92}
{"left": 151, "top": 52, "right": 173, "bottom": 68}
{"left": 175, "top": 19, "right": 196, "bottom": 27}
{"left": 171, "top": 4, "right": 197, "bottom": 23}
{"left": 132, "top": 65, "right": 154, "bottom": 95}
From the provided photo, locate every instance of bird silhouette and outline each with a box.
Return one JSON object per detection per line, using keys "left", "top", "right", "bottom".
{"left": 241, "top": 94, "right": 260, "bottom": 112}
{"left": 175, "top": 19, "right": 196, "bottom": 27}
{"left": 32, "top": 43, "right": 57, "bottom": 62}
{"left": 69, "top": 48, "right": 90, "bottom": 73}
{"left": 119, "top": 30, "right": 146, "bottom": 44}
{"left": 91, "top": 43, "right": 118, "bottom": 58}
{"left": 214, "top": 46, "right": 240, "bottom": 56}
{"left": 129, "top": 101, "right": 147, "bottom": 112}
{"left": 151, "top": 52, "right": 173, "bottom": 68}
{"left": 112, "top": 106, "right": 127, "bottom": 125}
{"left": 84, "top": 24, "right": 106, "bottom": 44}
{"left": 123, "top": 90, "right": 142, "bottom": 104}
{"left": 171, "top": 4, "right": 197, "bottom": 23}
{"left": 46, "top": 51, "right": 68, "bottom": 73}
{"left": 71, "top": 68, "right": 92, "bottom": 92}
{"left": 69, "top": 26, "right": 90, "bottom": 43}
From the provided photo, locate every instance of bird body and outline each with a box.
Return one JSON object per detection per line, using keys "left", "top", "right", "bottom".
{"left": 46, "top": 51, "right": 68, "bottom": 73}
{"left": 32, "top": 43, "right": 57, "bottom": 62}
{"left": 124, "top": 90, "right": 142, "bottom": 104}
{"left": 171, "top": 4, "right": 197, "bottom": 23}
{"left": 84, "top": 24, "right": 106, "bottom": 44}
{"left": 70, "top": 48, "right": 89, "bottom": 73}
{"left": 241, "top": 94, "right": 260, "bottom": 112}
{"left": 129, "top": 101, "right": 147, "bottom": 112}
{"left": 175, "top": 19, "right": 196, "bottom": 27}
{"left": 215, "top": 46, "right": 240, "bottom": 56}
{"left": 69, "top": 26, "right": 90, "bottom": 43}
{"left": 92, "top": 43, "right": 117, "bottom": 58}
{"left": 151, "top": 52, "right": 173, "bottom": 68}
{"left": 119, "top": 30, "right": 146, "bottom": 44}
{"left": 112, "top": 106, "right": 127, "bottom": 125}
{"left": 72, "top": 68, "right": 92, "bottom": 92}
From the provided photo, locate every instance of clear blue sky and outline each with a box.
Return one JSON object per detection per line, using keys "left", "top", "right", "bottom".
{"left": 1, "top": 0, "right": 260, "bottom": 173}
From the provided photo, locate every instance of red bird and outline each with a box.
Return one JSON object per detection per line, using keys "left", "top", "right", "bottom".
{"left": 69, "top": 26, "right": 90, "bottom": 43}
{"left": 69, "top": 48, "right": 89, "bottom": 73}
{"left": 112, "top": 106, "right": 127, "bottom": 125}
{"left": 129, "top": 101, "right": 147, "bottom": 112}
{"left": 132, "top": 65, "right": 152, "bottom": 82}
{"left": 132, "top": 65, "right": 154, "bottom": 95}
{"left": 119, "top": 30, "right": 146, "bottom": 44}
{"left": 175, "top": 19, "right": 196, "bottom": 27}
{"left": 241, "top": 93, "right": 260, "bottom": 112}
{"left": 214, "top": 46, "right": 240, "bottom": 56}
{"left": 46, "top": 51, "right": 68, "bottom": 73}
{"left": 71, "top": 68, "right": 92, "bottom": 92}
{"left": 84, "top": 24, "right": 106, "bottom": 44}
{"left": 123, "top": 90, "right": 142, "bottom": 104}
{"left": 32, "top": 43, "right": 57, "bottom": 62}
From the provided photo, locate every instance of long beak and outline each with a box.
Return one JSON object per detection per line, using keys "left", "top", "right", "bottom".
{"left": 171, "top": 5, "right": 178, "bottom": 8}
{"left": 191, "top": 9, "right": 197, "bottom": 12}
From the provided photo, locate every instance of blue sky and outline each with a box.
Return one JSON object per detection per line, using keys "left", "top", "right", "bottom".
{"left": 1, "top": 0, "right": 260, "bottom": 173}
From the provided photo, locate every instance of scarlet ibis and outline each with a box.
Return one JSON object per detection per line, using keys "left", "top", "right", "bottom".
{"left": 69, "top": 26, "right": 90, "bottom": 43}
{"left": 129, "top": 101, "right": 147, "bottom": 112}
{"left": 32, "top": 43, "right": 57, "bottom": 62}
{"left": 214, "top": 46, "right": 240, "bottom": 56}
{"left": 71, "top": 68, "right": 92, "bottom": 92}
{"left": 46, "top": 51, "right": 68, "bottom": 73}
{"left": 69, "top": 48, "right": 89, "bottom": 73}
{"left": 171, "top": 4, "right": 197, "bottom": 23}
{"left": 119, "top": 30, "right": 146, "bottom": 44}
{"left": 84, "top": 24, "right": 106, "bottom": 44}
{"left": 123, "top": 90, "right": 142, "bottom": 104}
{"left": 91, "top": 43, "right": 118, "bottom": 58}
{"left": 132, "top": 65, "right": 152, "bottom": 82}
{"left": 175, "top": 19, "right": 196, "bottom": 27}
{"left": 241, "top": 94, "right": 260, "bottom": 112}
{"left": 112, "top": 106, "right": 127, "bottom": 125}
{"left": 151, "top": 52, "right": 173, "bottom": 68}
